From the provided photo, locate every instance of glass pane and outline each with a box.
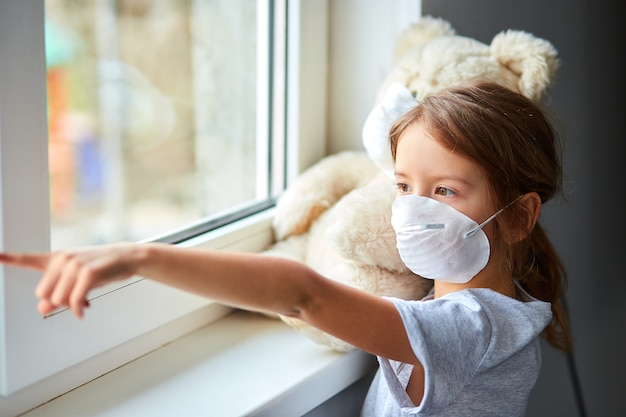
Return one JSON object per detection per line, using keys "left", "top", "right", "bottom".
{"left": 45, "top": 0, "right": 264, "bottom": 249}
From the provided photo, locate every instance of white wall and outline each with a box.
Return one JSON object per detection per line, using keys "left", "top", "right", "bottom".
{"left": 326, "top": 0, "right": 421, "bottom": 154}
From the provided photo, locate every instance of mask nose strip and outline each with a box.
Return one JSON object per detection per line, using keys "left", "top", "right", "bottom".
{"left": 399, "top": 223, "right": 445, "bottom": 233}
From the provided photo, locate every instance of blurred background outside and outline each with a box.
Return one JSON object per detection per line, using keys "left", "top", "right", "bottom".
{"left": 45, "top": 0, "right": 262, "bottom": 249}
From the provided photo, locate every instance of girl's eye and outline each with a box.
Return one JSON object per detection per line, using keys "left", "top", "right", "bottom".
{"left": 395, "top": 183, "right": 412, "bottom": 193}
{"left": 435, "top": 186, "right": 455, "bottom": 197}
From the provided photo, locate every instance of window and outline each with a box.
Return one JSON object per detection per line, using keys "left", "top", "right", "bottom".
{"left": 46, "top": 0, "right": 276, "bottom": 249}
{"left": 0, "top": 0, "right": 327, "bottom": 409}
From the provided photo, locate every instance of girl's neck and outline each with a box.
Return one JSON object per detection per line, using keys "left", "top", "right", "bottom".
{"left": 433, "top": 268, "right": 516, "bottom": 300}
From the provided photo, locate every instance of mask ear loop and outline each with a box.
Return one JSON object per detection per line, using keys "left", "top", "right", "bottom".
{"left": 463, "top": 195, "right": 524, "bottom": 238}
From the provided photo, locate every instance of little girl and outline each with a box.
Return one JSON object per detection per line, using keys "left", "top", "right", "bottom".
{"left": 0, "top": 81, "right": 570, "bottom": 416}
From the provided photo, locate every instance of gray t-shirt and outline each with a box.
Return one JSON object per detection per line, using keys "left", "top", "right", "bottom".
{"left": 361, "top": 284, "right": 552, "bottom": 416}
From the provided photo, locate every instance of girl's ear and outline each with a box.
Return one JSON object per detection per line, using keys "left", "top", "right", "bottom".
{"left": 507, "top": 192, "right": 542, "bottom": 244}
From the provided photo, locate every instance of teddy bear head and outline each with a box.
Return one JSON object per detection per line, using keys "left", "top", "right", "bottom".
{"left": 364, "top": 16, "right": 559, "bottom": 177}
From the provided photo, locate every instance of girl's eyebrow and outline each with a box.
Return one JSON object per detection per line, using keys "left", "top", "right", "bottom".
{"left": 435, "top": 175, "right": 474, "bottom": 186}
{"left": 394, "top": 171, "right": 475, "bottom": 187}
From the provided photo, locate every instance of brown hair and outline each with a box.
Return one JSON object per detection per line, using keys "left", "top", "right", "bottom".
{"left": 390, "top": 80, "right": 571, "bottom": 352}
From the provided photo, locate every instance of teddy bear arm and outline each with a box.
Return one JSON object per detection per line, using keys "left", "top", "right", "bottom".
{"left": 272, "top": 150, "right": 380, "bottom": 240}
{"left": 319, "top": 183, "right": 408, "bottom": 272}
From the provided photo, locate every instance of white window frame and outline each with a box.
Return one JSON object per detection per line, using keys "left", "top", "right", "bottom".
{"left": 0, "top": 0, "right": 327, "bottom": 412}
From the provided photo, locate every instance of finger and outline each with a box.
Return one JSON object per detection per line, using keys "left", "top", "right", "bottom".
{"left": 37, "top": 297, "right": 89, "bottom": 318}
{"left": 0, "top": 252, "right": 50, "bottom": 271}
{"left": 38, "top": 299, "right": 59, "bottom": 316}
{"left": 35, "top": 253, "right": 68, "bottom": 300}
{"left": 69, "top": 267, "right": 95, "bottom": 319}
{"left": 50, "top": 257, "right": 80, "bottom": 309}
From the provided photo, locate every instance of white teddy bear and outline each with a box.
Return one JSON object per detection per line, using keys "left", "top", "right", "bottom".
{"left": 262, "top": 16, "right": 559, "bottom": 352}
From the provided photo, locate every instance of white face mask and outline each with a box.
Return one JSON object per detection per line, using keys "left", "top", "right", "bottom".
{"left": 391, "top": 195, "right": 508, "bottom": 284}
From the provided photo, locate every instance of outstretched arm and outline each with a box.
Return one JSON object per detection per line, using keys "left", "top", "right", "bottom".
{"left": 0, "top": 244, "right": 419, "bottom": 366}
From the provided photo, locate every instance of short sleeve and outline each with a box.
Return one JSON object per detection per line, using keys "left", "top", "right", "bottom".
{"left": 388, "top": 295, "right": 491, "bottom": 413}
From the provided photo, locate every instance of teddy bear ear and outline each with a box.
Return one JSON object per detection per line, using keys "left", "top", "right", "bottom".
{"left": 489, "top": 30, "right": 560, "bottom": 101}
{"left": 393, "top": 16, "right": 456, "bottom": 63}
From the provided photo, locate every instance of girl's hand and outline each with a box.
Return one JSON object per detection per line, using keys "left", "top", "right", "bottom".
{"left": 0, "top": 243, "right": 140, "bottom": 319}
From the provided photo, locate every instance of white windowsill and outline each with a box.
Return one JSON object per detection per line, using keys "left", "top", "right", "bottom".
{"left": 21, "top": 310, "right": 377, "bottom": 417}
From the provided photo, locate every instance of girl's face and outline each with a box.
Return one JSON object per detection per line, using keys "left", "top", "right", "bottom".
{"left": 394, "top": 122, "right": 497, "bottom": 237}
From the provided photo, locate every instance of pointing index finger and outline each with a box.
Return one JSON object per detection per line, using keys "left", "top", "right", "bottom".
{"left": 0, "top": 252, "right": 50, "bottom": 271}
